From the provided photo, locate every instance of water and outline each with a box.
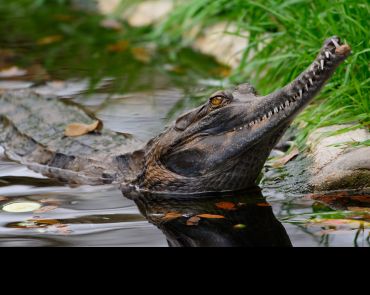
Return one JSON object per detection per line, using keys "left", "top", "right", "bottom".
{"left": 0, "top": 1, "right": 369, "bottom": 247}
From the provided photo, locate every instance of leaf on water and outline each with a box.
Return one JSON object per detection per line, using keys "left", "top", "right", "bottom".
{"left": 100, "top": 19, "right": 122, "bottom": 30}
{"left": 2, "top": 201, "right": 41, "bottom": 213}
{"left": 215, "top": 201, "right": 236, "bottom": 210}
{"left": 31, "top": 219, "right": 60, "bottom": 226}
{"left": 163, "top": 212, "right": 183, "bottom": 221}
{"left": 106, "top": 40, "right": 129, "bottom": 53}
{"left": 186, "top": 216, "right": 201, "bottom": 226}
{"left": 52, "top": 223, "right": 72, "bottom": 235}
{"left": 196, "top": 214, "right": 225, "bottom": 219}
{"left": 64, "top": 120, "right": 102, "bottom": 137}
{"left": 0, "top": 196, "right": 8, "bottom": 202}
{"left": 40, "top": 198, "right": 62, "bottom": 206}
{"left": 0, "top": 66, "right": 27, "bottom": 78}
{"left": 33, "top": 205, "right": 58, "bottom": 214}
{"left": 37, "top": 35, "right": 63, "bottom": 45}
{"left": 131, "top": 47, "right": 152, "bottom": 63}
{"left": 271, "top": 146, "right": 299, "bottom": 168}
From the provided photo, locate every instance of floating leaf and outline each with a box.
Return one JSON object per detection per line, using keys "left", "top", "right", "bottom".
{"left": 37, "top": 35, "right": 63, "bottom": 45}
{"left": 2, "top": 201, "right": 41, "bottom": 213}
{"left": 40, "top": 198, "right": 62, "bottom": 206}
{"left": 186, "top": 216, "right": 200, "bottom": 226}
{"left": 106, "top": 40, "right": 129, "bottom": 53}
{"left": 131, "top": 47, "right": 151, "bottom": 63}
{"left": 0, "top": 66, "right": 27, "bottom": 78}
{"left": 64, "top": 120, "right": 102, "bottom": 137}
{"left": 163, "top": 212, "right": 183, "bottom": 221}
{"left": 33, "top": 205, "right": 58, "bottom": 214}
{"left": 196, "top": 214, "right": 225, "bottom": 219}
{"left": 52, "top": 223, "right": 72, "bottom": 235}
{"left": 31, "top": 219, "right": 60, "bottom": 226}
{"left": 215, "top": 201, "right": 236, "bottom": 210}
{"left": 271, "top": 146, "right": 299, "bottom": 168}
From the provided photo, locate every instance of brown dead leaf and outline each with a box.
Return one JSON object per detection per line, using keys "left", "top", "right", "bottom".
{"left": 52, "top": 223, "right": 72, "bottom": 235}
{"left": 163, "top": 212, "right": 183, "bottom": 221}
{"left": 33, "top": 205, "right": 58, "bottom": 213}
{"left": 211, "top": 66, "right": 231, "bottom": 78}
{"left": 271, "top": 146, "right": 299, "bottom": 168}
{"left": 106, "top": 40, "right": 129, "bottom": 53}
{"left": 27, "top": 64, "right": 50, "bottom": 81}
{"left": 131, "top": 47, "right": 151, "bottom": 63}
{"left": 64, "top": 120, "right": 102, "bottom": 137}
{"left": 31, "top": 219, "right": 60, "bottom": 226}
{"left": 37, "top": 35, "right": 63, "bottom": 45}
{"left": 0, "top": 196, "right": 8, "bottom": 202}
{"left": 0, "top": 66, "right": 27, "bottom": 78}
{"left": 196, "top": 214, "right": 225, "bottom": 219}
{"left": 100, "top": 19, "right": 122, "bottom": 30}
{"left": 215, "top": 201, "right": 236, "bottom": 210}
{"left": 40, "top": 198, "right": 62, "bottom": 206}
{"left": 186, "top": 216, "right": 201, "bottom": 226}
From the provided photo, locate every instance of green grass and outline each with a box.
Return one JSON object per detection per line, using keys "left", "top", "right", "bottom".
{"left": 156, "top": 0, "right": 370, "bottom": 145}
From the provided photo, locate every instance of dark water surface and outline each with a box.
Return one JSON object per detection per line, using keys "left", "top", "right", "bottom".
{"left": 0, "top": 1, "right": 369, "bottom": 247}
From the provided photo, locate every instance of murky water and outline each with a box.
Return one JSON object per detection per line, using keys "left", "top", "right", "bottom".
{"left": 0, "top": 1, "right": 369, "bottom": 247}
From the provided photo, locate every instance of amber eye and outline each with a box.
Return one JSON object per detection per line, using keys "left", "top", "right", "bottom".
{"left": 210, "top": 96, "right": 224, "bottom": 106}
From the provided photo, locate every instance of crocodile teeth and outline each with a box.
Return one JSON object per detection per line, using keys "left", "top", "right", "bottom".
{"left": 305, "top": 84, "right": 309, "bottom": 91}
{"left": 274, "top": 107, "right": 278, "bottom": 113}
{"left": 249, "top": 122, "right": 254, "bottom": 127}
{"left": 331, "top": 38, "right": 340, "bottom": 48}
{"left": 299, "top": 89, "right": 303, "bottom": 99}
{"left": 279, "top": 105, "right": 284, "bottom": 110}
{"left": 262, "top": 115, "right": 267, "bottom": 120}
{"left": 285, "top": 101, "right": 289, "bottom": 107}
{"left": 268, "top": 111, "right": 272, "bottom": 117}
{"left": 320, "top": 59, "right": 324, "bottom": 70}
{"left": 325, "top": 51, "right": 330, "bottom": 59}
{"left": 309, "top": 78, "right": 313, "bottom": 86}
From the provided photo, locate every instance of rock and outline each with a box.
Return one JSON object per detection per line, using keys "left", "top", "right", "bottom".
{"left": 96, "top": 0, "right": 173, "bottom": 27}
{"left": 192, "top": 23, "right": 248, "bottom": 68}
{"left": 307, "top": 125, "right": 370, "bottom": 191}
{"left": 125, "top": 0, "right": 173, "bottom": 27}
{"left": 97, "top": 0, "right": 120, "bottom": 14}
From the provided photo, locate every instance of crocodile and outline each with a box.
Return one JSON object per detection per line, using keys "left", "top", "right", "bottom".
{"left": 133, "top": 188, "right": 292, "bottom": 247}
{"left": 0, "top": 36, "right": 351, "bottom": 195}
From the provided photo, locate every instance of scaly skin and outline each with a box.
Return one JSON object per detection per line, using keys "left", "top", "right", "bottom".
{"left": 0, "top": 37, "right": 351, "bottom": 195}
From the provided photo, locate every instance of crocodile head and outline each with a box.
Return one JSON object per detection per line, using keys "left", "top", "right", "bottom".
{"left": 138, "top": 36, "right": 351, "bottom": 194}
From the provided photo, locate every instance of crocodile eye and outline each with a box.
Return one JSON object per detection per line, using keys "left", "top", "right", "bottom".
{"left": 210, "top": 96, "right": 224, "bottom": 106}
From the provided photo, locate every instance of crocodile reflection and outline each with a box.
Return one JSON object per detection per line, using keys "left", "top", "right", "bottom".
{"left": 128, "top": 187, "right": 292, "bottom": 247}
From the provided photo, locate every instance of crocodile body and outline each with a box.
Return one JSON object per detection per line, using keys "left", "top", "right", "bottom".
{"left": 0, "top": 37, "right": 351, "bottom": 194}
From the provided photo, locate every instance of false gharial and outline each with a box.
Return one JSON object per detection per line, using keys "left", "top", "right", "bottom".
{"left": 0, "top": 37, "right": 351, "bottom": 195}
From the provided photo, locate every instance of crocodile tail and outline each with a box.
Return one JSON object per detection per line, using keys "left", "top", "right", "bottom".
{"left": 0, "top": 90, "right": 144, "bottom": 185}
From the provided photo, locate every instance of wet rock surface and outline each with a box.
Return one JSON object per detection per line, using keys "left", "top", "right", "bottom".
{"left": 306, "top": 125, "right": 370, "bottom": 191}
